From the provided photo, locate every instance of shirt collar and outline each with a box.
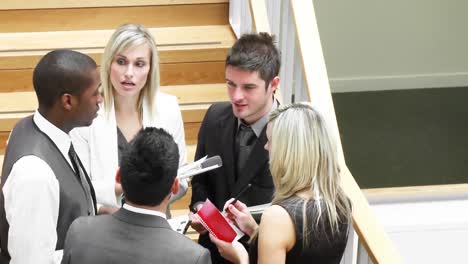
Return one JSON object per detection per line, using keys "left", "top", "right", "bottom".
{"left": 238, "top": 99, "right": 278, "bottom": 137}
{"left": 123, "top": 203, "right": 167, "bottom": 219}
{"left": 33, "top": 110, "right": 71, "bottom": 159}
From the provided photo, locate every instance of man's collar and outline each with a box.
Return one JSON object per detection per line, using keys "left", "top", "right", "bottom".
{"left": 123, "top": 203, "right": 167, "bottom": 219}
{"left": 33, "top": 110, "right": 71, "bottom": 159}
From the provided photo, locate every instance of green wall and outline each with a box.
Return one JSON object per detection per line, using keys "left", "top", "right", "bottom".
{"left": 333, "top": 87, "right": 468, "bottom": 188}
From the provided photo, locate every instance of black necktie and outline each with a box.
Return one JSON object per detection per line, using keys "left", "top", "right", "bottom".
{"left": 236, "top": 124, "right": 256, "bottom": 176}
{"left": 68, "top": 143, "right": 95, "bottom": 216}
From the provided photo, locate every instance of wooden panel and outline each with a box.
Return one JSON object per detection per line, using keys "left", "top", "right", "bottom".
{"left": 161, "top": 83, "right": 228, "bottom": 104}
{"left": 0, "top": 84, "right": 225, "bottom": 115}
{"left": 0, "top": 25, "right": 235, "bottom": 52}
{"left": 180, "top": 104, "right": 209, "bottom": 123}
{"left": 183, "top": 122, "right": 201, "bottom": 145}
{"left": 0, "top": 61, "right": 225, "bottom": 92}
{"left": 0, "top": 4, "right": 228, "bottom": 33}
{"left": 0, "top": 104, "right": 208, "bottom": 133}
{"left": 160, "top": 61, "right": 225, "bottom": 86}
{"left": 0, "top": 132, "right": 7, "bottom": 155}
{"left": 186, "top": 144, "right": 196, "bottom": 162}
{"left": 0, "top": 92, "right": 37, "bottom": 113}
{"left": 0, "top": 45, "right": 230, "bottom": 72}
{"left": 0, "top": 0, "right": 228, "bottom": 9}
{"left": 0, "top": 70, "right": 32, "bottom": 92}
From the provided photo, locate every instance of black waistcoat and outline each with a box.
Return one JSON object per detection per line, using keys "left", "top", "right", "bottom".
{"left": 0, "top": 116, "right": 96, "bottom": 261}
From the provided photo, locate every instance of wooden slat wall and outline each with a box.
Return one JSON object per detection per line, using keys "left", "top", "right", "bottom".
{"left": 0, "top": 0, "right": 228, "bottom": 10}
{"left": 0, "top": 4, "right": 228, "bottom": 33}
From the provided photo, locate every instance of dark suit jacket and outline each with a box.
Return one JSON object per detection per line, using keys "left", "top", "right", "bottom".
{"left": 190, "top": 102, "right": 274, "bottom": 211}
{"left": 190, "top": 102, "right": 274, "bottom": 263}
{"left": 61, "top": 209, "right": 211, "bottom": 264}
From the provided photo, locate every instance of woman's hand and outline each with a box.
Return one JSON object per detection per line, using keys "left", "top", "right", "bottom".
{"left": 189, "top": 203, "right": 207, "bottom": 234}
{"left": 209, "top": 234, "right": 249, "bottom": 264}
{"left": 223, "top": 199, "right": 258, "bottom": 237}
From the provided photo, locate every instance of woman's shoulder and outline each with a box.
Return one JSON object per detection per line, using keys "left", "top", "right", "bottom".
{"left": 155, "top": 91, "right": 178, "bottom": 107}
{"left": 262, "top": 204, "right": 292, "bottom": 223}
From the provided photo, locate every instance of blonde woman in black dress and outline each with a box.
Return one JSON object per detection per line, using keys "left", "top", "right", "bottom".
{"left": 211, "top": 103, "right": 352, "bottom": 264}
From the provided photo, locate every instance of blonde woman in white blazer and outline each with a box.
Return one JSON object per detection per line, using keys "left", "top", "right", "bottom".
{"left": 72, "top": 24, "right": 187, "bottom": 214}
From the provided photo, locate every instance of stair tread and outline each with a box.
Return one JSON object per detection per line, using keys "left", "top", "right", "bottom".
{"left": 0, "top": 25, "right": 234, "bottom": 69}
{"left": 0, "top": 25, "right": 235, "bottom": 53}
{"left": 0, "top": 83, "right": 227, "bottom": 114}
{"left": 1, "top": 0, "right": 228, "bottom": 10}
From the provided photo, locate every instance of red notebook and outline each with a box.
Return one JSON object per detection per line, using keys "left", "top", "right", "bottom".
{"left": 194, "top": 199, "right": 244, "bottom": 242}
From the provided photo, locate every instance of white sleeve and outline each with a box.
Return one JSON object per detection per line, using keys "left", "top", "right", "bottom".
{"left": 172, "top": 101, "right": 187, "bottom": 167}
{"left": 3, "top": 155, "right": 61, "bottom": 264}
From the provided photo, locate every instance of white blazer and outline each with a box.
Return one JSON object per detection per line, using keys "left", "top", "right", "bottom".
{"left": 71, "top": 92, "right": 187, "bottom": 207}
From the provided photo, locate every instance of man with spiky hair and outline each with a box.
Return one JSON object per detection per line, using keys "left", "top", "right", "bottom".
{"left": 190, "top": 32, "right": 281, "bottom": 263}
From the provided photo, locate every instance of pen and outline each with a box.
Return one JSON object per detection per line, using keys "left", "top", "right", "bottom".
{"left": 228, "top": 183, "right": 252, "bottom": 208}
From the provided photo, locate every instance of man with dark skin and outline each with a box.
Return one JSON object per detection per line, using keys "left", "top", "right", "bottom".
{"left": 0, "top": 49, "right": 102, "bottom": 264}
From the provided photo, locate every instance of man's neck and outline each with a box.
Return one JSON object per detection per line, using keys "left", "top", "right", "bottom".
{"left": 38, "top": 107, "right": 70, "bottom": 134}
{"left": 243, "top": 97, "right": 275, "bottom": 125}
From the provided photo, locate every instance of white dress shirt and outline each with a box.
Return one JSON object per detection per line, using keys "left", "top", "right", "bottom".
{"left": 3, "top": 111, "right": 74, "bottom": 264}
{"left": 122, "top": 203, "right": 167, "bottom": 219}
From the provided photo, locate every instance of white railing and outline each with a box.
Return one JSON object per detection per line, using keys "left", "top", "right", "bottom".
{"left": 229, "top": 1, "right": 401, "bottom": 263}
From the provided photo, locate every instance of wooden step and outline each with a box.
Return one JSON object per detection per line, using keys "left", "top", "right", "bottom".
{"left": 0, "top": 104, "right": 211, "bottom": 133}
{"left": 0, "top": 85, "right": 220, "bottom": 154}
{"left": 0, "top": 0, "right": 227, "bottom": 9}
{"left": 0, "top": 25, "right": 233, "bottom": 92}
{"left": 0, "top": 4, "right": 228, "bottom": 33}
{"left": 0, "top": 25, "right": 235, "bottom": 69}
{"left": 0, "top": 84, "right": 226, "bottom": 114}
{"left": 0, "top": 62, "right": 226, "bottom": 93}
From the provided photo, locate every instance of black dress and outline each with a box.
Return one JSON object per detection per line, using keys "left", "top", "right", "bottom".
{"left": 249, "top": 196, "right": 349, "bottom": 264}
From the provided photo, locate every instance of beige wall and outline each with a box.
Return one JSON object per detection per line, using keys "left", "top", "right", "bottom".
{"left": 313, "top": 0, "right": 468, "bottom": 92}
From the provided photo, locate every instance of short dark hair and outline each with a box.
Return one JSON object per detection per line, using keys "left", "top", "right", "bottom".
{"left": 120, "top": 127, "right": 180, "bottom": 206}
{"left": 33, "top": 49, "right": 97, "bottom": 109}
{"left": 226, "top": 32, "right": 281, "bottom": 89}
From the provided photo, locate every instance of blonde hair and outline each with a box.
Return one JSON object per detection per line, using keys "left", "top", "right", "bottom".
{"left": 101, "top": 24, "right": 160, "bottom": 119}
{"left": 268, "top": 103, "right": 351, "bottom": 245}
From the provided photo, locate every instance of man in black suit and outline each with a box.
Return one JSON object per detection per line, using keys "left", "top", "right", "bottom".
{"left": 190, "top": 32, "right": 280, "bottom": 263}
{"left": 61, "top": 128, "right": 211, "bottom": 264}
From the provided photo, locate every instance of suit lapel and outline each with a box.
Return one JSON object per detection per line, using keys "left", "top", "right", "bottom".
{"left": 217, "top": 114, "right": 237, "bottom": 192}
{"left": 231, "top": 125, "right": 269, "bottom": 196}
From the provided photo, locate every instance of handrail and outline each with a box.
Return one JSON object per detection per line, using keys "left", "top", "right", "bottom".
{"left": 289, "top": 1, "right": 400, "bottom": 263}
{"left": 364, "top": 183, "right": 468, "bottom": 201}
{"left": 248, "top": 0, "right": 401, "bottom": 263}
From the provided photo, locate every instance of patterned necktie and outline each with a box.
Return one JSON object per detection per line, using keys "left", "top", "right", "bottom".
{"left": 68, "top": 143, "right": 95, "bottom": 216}
{"left": 236, "top": 124, "right": 256, "bottom": 176}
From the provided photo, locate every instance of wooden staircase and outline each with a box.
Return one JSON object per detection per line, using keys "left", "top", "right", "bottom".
{"left": 0, "top": 0, "right": 235, "bottom": 211}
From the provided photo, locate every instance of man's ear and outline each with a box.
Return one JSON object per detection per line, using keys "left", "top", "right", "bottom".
{"left": 115, "top": 167, "right": 121, "bottom": 184}
{"left": 171, "top": 177, "right": 180, "bottom": 195}
{"left": 60, "top": 93, "right": 74, "bottom": 111}
{"left": 269, "top": 76, "right": 280, "bottom": 94}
